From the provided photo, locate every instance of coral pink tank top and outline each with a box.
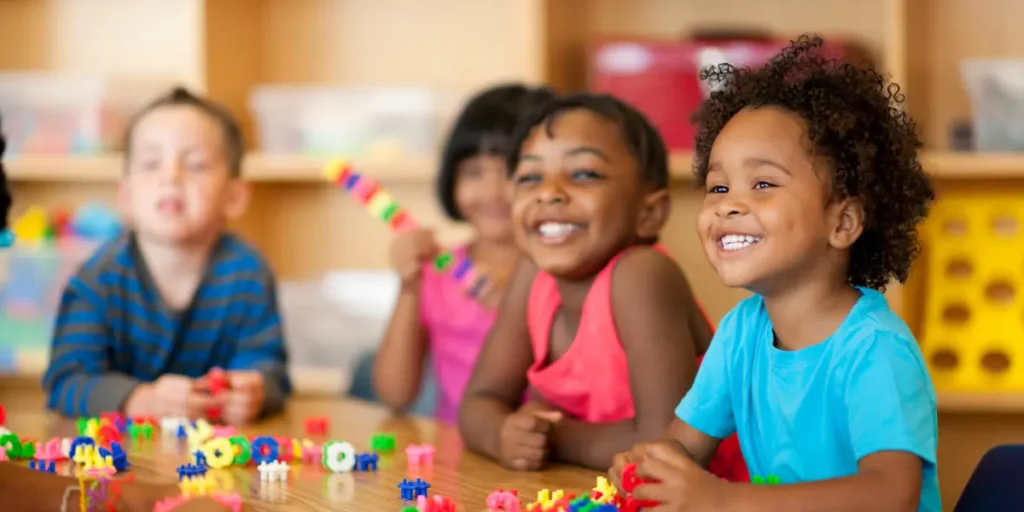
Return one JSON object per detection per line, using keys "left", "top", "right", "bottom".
{"left": 525, "top": 245, "right": 749, "bottom": 481}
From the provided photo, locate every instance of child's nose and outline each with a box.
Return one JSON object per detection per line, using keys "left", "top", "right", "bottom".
{"left": 160, "top": 165, "right": 187, "bottom": 184}
{"left": 534, "top": 182, "right": 568, "bottom": 205}
{"left": 715, "top": 196, "right": 749, "bottom": 217}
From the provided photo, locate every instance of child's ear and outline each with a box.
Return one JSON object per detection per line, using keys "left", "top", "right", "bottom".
{"left": 223, "top": 179, "right": 251, "bottom": 219}
{"left": 636, "top": 188, "right": 671, "bottom": 239}
{"left": 828, "top": 197, "right": 864, "bottom": 250}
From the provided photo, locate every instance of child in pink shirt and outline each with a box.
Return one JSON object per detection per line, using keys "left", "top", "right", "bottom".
{"left": 459, "top": 93, "right": 747, "bottom": 479}
{"left": 370, "top": 84, "right": 555, "bottom": 423}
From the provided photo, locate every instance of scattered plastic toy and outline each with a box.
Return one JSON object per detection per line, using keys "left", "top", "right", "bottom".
{"left": 398, "top": 478, "right": 431, "bottom": 501}
{"left": 176, "top": 463, "right": 207, "bottom": 481}
{"left": 258, "top": 461, "right": 290, "bottom": 482}
{"left": 322, "top": 440, "right": 356, "bottom": 473}
{"left": 370, "top": 432, "right": 396, "bottom": 452}
{"left": 405, "top": 444, "right": 436, "bottom": 465}
{"left": 229, "top": 435, "right": 252, "bottom": 466}
{"left": 304, "top": 417, "right": 328, "bottom": 436}
{"left": 202, "top": 437, "right": 234, "bottom": 469}
{"left": 416, "top": 494, "right": 456, "bottom": 512}
{"left": 29, "top": 459, "right": 56, "bottom": 472}
{"left": 355, "top": 452, "right": 379, "bottom": 471}
{"left": 487, "top": 489, "right": 521, "bottom": 511}
{"left": 251, "top": 436, "right": 280, "bottom": 466}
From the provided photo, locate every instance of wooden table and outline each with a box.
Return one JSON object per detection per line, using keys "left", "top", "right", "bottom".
{"left": 0, "top": 382, "right": 602, "bottom": 511}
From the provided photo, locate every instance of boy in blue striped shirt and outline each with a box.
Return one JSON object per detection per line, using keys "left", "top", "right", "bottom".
{"left": 42, "top": 88, "right": 291, "bottom": 424}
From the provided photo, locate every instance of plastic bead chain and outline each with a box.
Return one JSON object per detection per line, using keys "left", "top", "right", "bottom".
{"left": 323, "top": 160, "right": 489, "bottom": 297}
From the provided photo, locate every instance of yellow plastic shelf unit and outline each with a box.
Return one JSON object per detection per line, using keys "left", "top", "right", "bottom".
{"left": 921, "top": 195, "right": 1024, "bottom": 392}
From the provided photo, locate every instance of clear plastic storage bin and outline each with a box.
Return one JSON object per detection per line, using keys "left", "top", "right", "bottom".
{"left": 249, "top": 86, "right": 444, "bottom": 158}
{"left": 278, "top": 271, "right": 399, "bottom": 393}
{"left": 0, "top": 73, "right": 173, "bottom": 155}
{"left": 962, "top": 59, "right": 1024, "bottom": 151}
{"left": 0, "top": 238, "right": 100, "bottom": 374}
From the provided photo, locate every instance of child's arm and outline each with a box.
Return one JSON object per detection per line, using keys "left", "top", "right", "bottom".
{"left": 42, "top": 274, "right": 140, "bottom": 417}
{"left": 371, "top": 285, "right": 429, "bottom": 411}
{"left": 227, "top": 271, "right": 291, "bottom": 416}
{"left": 637, "top": 332, "right": 932, "bottom": 512}
{"left": 547, "top": 248, "right": 707, "bottom": 469}
{"left": 458, "top": 258, "right": 538, "bottom": 459}
{"left": 725, "top": 334, "right": 933, "bottom": 511}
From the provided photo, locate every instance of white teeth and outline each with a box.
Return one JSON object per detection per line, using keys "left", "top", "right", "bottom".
{"left": 719, "top": 234, "right": 761, "bottom": 251}
{"left": 538, "top": 222, "right": 580, "bottom": 237}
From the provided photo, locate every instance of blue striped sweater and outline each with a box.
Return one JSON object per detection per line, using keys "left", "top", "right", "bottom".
{"left": 42, "top": 232, "right": 291, "bottom": 417}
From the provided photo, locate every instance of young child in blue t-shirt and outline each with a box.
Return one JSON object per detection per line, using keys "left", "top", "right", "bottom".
{"left": 611, "top": 35, "right": 940, "bottom": 511}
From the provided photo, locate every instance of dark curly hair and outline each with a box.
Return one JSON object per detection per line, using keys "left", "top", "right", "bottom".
{"left": 692, "top": 34, "right": 934, "bottom": 291}
{"left": 0, "top": 114, "right": 9, "bottom": 233}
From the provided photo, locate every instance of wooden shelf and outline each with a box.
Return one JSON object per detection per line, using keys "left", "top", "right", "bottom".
{"left": 14, "top": 151, "right": 1024, "bottom": 184}
{"left": 922, "top": 151, "right": 1024, "bottom": 179}
{"left": 938, "top": 392, "right": 1024, "bottom": 414}
{"left": 8, "top": 152, "right": 699, "bottom": 184}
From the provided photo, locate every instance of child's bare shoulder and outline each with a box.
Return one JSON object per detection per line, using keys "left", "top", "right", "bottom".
{"left": 610, "top": 246, "right": 693, "bottom": 300}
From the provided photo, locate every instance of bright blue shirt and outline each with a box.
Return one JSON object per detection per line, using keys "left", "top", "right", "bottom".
{"left": 677, "top": 287, "right": 940, "bottom": 511}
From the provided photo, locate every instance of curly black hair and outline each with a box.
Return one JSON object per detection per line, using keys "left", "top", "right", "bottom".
{"left": 692, "top": 34, "right": 934, "bottom": 291}
{"left": 0, "top": 113, "right": 10, "bottom": 233}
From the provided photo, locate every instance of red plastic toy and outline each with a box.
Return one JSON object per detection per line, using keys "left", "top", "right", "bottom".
{"left": 0, "top": 403, "right": 5, "bottom": 426}
{"left": 304, "top": 417, "right": 328, "bottom": 436}
{"left": 205, "top": 368, "right": 230, "bottom": 421}
{"left": 621, "top": 462, "right": 661, "bottom": 508}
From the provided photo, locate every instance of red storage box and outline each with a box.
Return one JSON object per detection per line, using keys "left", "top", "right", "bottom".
{"left": 589, "top": 36, "right": 866, "bottom": 151}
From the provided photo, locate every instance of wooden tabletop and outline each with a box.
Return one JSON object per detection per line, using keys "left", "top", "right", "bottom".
{"left": 0, "top": 383, "right": 602, "bottom": 511}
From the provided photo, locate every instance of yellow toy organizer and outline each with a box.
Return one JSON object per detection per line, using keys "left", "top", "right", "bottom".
{"left": 921, "top": 194, "right": 1024, "bottom": 392}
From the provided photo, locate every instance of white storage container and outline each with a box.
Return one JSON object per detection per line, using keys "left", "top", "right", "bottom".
{"left": 278, "top": 270, "right": 399, "bottom": 393}
{"left": 962, "top": 59, "right": 1024, "bottom": 151}
{"left": 249, "top": 85, "right": 444, "bottom": 158}
{"left": 0, "top": 73, "right": 175, "bottom": 155}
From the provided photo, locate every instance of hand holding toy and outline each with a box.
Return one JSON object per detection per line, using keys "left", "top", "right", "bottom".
{"left": 323, "top": 160, "right": 488, "bottom": 297}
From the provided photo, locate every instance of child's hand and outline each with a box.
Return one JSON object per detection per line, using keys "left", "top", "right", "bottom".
{"left": 125, "top": 375, "right": 218, "bottom": 419}
{"left": 631, "top": 441, "right": 729, "bottom": 511}
{"left": 389, "top": 228, "right": 439, "bottom": 288}
{"left": 497, "top": 403, "right": 563, "bottom": 471}
{"left": 220, "top": 371, "right": 265, "bottom": 425}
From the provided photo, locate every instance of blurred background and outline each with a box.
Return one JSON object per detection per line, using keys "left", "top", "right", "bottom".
{"left": 0, "top": 0, "right": 1021, "bottom": 506}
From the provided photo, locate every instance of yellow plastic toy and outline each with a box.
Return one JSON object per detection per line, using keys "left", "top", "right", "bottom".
{"left": 592, "top": 476, "right": 617, "bottom": 503}
{"left": 527, "top": 489, "right": 567, "bottom": 510}
{"left": 920, "top": 194, "right": 1024, "bottom": 391}
{"left": 11, "top": 206, "right": 48, "bottom": 241}
{"left": 180, "top": 474, "right": 217, "bottom": 496}
{"left": 202, "top": 437, "right": 235, "bottom": 469}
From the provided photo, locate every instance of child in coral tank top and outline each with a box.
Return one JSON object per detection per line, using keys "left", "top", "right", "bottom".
{"left": 458, "top": 93, "right": 747, "bottom": 480}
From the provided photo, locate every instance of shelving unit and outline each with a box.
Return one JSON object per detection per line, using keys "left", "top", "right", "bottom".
{"left": 2, "top": 2, "right": 1024, "bottom": 505}
{"left": 1, "top": 0, "right": 1020, "bottom": 322}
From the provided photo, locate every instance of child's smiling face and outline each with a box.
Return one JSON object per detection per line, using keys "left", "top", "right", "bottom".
{"left": 510, "top": 109, "right": 659, "bottom": 279}
{"left": 698, "top": 106, "right": 851, "bottom": 293}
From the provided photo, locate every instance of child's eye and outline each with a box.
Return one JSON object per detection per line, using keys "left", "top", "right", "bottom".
{"left": 186, "top": 161, "right": 210, "bottom": 172}
{"left": 570, "top": 169, "right": 603, "bottom": 181}
{"left": 707, "top": 185, "right": 728, "bottom": 194}
{"left": 513, "top": 172, "right": 541, "bottom": 185}
{"left": 753, "top": 181, "right": 775, "bottom": 190}
{"left": 137, "top": 159, "right": 161, "bottom": 172}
